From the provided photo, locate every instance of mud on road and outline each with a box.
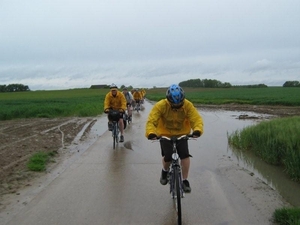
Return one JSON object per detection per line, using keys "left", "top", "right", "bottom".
{"left": 0, "top": 117, "right": 96, "bottom": 201}
{"left": 0, "top": 104, "right": 299, "bottom": 211}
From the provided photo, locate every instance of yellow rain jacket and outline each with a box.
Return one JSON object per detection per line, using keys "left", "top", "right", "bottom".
{"left": 145, "top": 99, "right": 204, "bottom": 137}
{"left": 104, "top": 91, "right": 127, "bottom": 111}
{"left": 133, "top": 91, "right": 143, "bottom": 100}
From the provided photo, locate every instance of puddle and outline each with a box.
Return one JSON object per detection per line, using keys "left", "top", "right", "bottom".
{"left": 201, "top": 109, "right": 300, "bottom": 207}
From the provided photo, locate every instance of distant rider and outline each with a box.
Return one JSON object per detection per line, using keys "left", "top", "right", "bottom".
{"left": 104, "top": 84, "right": 127, "bottom": 142}
{"left": 122, "top": 87, "right": 133, "bottom": 121}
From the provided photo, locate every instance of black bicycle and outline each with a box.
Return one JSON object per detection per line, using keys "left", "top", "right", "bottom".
{"left": 159, "top": 135, "right": 193, "bottom": 225}
{"left": 134, "top": 100, "right": 141, "bottom": 112}
{"left": 108, "top": 110, "right": 120, "bottom": 149}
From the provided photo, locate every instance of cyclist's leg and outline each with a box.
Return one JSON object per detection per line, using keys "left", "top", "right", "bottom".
{"left": 181, "top": 158, "right": 190, "bottom": 180}
{"left": 127, "top": 103, "right": 132, "bottom": 117}
{"left": 159, "top": 140, "right": 172, "bottom": 185}
{"left": 177, "top": 139, "right": 192, "bottom": 193}
{"left": 118, "top": 112, "right": 124, "bottom": 135}
{"left": 160, "top": 140, "right": 173, "bottom": 170}
{"left": 177, "top": 139, "right": 190, "bottom": 180}
{"left": 128, "top": 103, "right": 132, "bottom": 117}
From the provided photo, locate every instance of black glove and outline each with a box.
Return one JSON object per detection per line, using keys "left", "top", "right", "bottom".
{"left": 148, "top": 133, "right": 157, "bottom": 140}
{"left": 192, "top": 130, "right": 201, "bottom": 137}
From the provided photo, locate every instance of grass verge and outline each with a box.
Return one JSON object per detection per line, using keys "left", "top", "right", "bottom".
{"left": 228, "top": 116, "right": 300, "bottom": 224}
{"left": 27, "top": 151, "right": 56, "bottom": 171}
{"left": 274, "top": 207, "right": 300, "bottom": 225}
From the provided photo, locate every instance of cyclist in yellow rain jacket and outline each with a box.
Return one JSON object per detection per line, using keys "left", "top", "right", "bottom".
{"left": 132, "top": 88, "right": 143, "bottom": 110}
{"left": 104, "top": 84, "right": 127, "bottom": 142}
{"left": 145, "top": 84, "right": 203, "bottom": 193}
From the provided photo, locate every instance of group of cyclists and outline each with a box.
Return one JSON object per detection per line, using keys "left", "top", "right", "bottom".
{"left": 104, "top": 84, "right": 146, "bottom": 143}
{"left": 104, "top": 83, "right": 204, "bottom": 193}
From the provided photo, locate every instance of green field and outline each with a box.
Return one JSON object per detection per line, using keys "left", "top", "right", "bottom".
{"left": 0, "top": 88, "right": 107, "bottom": 120}
{"left": 1, "top": 87, "right": 300, "bottom": 121}
{"left": 146, "top": 87, "right": 300, "bottom": 105}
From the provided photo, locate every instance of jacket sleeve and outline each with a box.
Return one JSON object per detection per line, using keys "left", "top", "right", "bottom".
{"left": 104, "top": 93, "right": 110, "bottom": 110}
{"left": 145, "top": 103, "right": 161, "bottom": 138}
{"left": 187, "top": 102, "right": 204, "bottom": 135}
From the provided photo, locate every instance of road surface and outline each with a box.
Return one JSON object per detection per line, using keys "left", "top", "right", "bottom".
{"left": 1, "top": 100, "right": 290, "bottom": 225}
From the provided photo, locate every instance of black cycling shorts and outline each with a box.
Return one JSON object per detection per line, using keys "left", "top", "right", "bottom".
{"left": 160, "top": 138, "right": 190, "bottom": 162}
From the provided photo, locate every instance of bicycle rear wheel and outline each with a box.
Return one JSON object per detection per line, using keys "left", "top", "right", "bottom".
{"left": 174, "top": 167, "right": 182, "bottom": 225}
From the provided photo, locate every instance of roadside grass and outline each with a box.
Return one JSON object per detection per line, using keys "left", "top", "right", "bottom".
{"left": 273, "top": 207, "right": 300, "bottom": 225}
{"left": 27, "top": 151, "right": 57, "bottom": 171}
{"left": 228, "top": 116, "right": 300, "bottom": 223}
{"left": 228, "top": 116, "right": 300, "bottom": 181}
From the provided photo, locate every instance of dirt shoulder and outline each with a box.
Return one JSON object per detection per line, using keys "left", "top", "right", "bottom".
{"left": 0, "top": 105, "right": 299, "bottom": 211}
{"left": 0, "top": 117, "right": 96, "bottom": 204}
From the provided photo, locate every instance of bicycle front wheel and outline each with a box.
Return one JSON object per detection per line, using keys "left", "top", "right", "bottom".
{"left": 174, "top": 167, "right": 182, "bottom": 225}
{"left": 113, "top": 124, "right": 117, "bottom": 149}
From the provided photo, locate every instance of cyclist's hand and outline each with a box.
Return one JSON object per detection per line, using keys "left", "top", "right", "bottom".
{"left": 104, "top": 109, "right": 110, "bottom": 114}
{"left": 148, "top": 133, "right": 157, "bottom": 140}
{"left": 119, "top": 109, "right": 125, "bottom": 113}
{"left": 192, "top": 130, "right": 201, "bottom": 138}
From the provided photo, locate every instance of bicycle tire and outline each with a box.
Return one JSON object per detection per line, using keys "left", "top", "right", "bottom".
{"left": 113, "top": 122, "right": 118, "bottom": 149}
{"left": 113, "top": 125, "right": 116, "bottom": 149}
{"left": 174, "top": 167, "right": 182, "bottom": 225}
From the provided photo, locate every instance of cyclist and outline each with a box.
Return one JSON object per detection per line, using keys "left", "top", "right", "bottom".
{"left": 139, "top": 88, "right": 146, "bottom": 104}
{"left": 122, "top": 87, "right": 133, "bottom": 121}
{"left": 145, "top": 84, "right": 203, "bottom": 193}
{"left": 104, "top": 84, "right": 127, "bottom": 142}
{"left": 132, "top": 88, "right": 143, "bottom": 111}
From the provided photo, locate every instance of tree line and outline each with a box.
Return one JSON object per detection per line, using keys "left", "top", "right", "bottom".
{"left": 0, "top": 84, "right": 30, "bottom": 92}
{"left": 179, "top": 79, "right": 300, "bottom": 88}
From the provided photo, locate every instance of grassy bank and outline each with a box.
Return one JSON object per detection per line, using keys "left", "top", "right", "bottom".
{"left": 228, "top": 116, "right": 300, "bottom": 181}
{"left": 228, "top": 116, "right": 300, "bottom": 224}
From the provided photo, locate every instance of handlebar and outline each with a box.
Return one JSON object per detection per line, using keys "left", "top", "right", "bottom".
{"left": 157, "top": 134, "right": 194, "bottom": 142}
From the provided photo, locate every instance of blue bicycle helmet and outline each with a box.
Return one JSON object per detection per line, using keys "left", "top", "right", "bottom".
{"left": 166, "top": 84, "right": 185, "bottom": 108}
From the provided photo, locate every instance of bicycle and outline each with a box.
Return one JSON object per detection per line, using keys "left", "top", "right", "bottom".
{"left": 157, "top": 134, "right": 193, "bottom": 225}
{"left": 134, "top": 100, "right": 141, "bottom": 112}
{"left": 124, "top": 107, "right": 132, "bottom": 125}
{"left": 108, "top": 110, "right": 120, "bottom": 149}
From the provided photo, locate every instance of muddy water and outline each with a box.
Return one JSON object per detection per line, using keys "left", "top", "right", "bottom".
{"left": 201, "top": 108, "right": 300, "bottom": 207}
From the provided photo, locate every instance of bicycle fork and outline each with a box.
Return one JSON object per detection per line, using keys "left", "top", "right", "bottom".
{"left": 169, "top": 164, "right": 184, "bottom": 199}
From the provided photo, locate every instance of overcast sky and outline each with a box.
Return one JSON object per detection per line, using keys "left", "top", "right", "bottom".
{"left": 0, "top": 0, "right": 299, "bottom": 90}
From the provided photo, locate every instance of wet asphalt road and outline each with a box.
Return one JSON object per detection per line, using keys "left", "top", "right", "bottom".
{"left": 3, "top": 100, "right": 275, "bottom": 225}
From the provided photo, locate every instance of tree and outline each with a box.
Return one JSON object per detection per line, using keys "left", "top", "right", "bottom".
{"left": 283, "top": 81, "right": 300, "bottom": 87}
{"left": 0, "top": 84, "right": 30, "bottom": 92}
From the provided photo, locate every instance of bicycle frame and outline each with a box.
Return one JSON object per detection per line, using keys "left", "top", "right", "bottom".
{"left": 112, "top": 120, "right": 119, "bottom": 149}
{"left": 108, "top": 109, "right": 120, "bottom": 149}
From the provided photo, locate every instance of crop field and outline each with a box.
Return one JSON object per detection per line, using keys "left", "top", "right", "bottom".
{"left": 146, "top": 87, "right": 300, "bottom": 105}
{"left": 0, "top": 88, "right": 107, "bottom": 120}
{"left": 1, "top": 87, "right": 300, "bottom": 120}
